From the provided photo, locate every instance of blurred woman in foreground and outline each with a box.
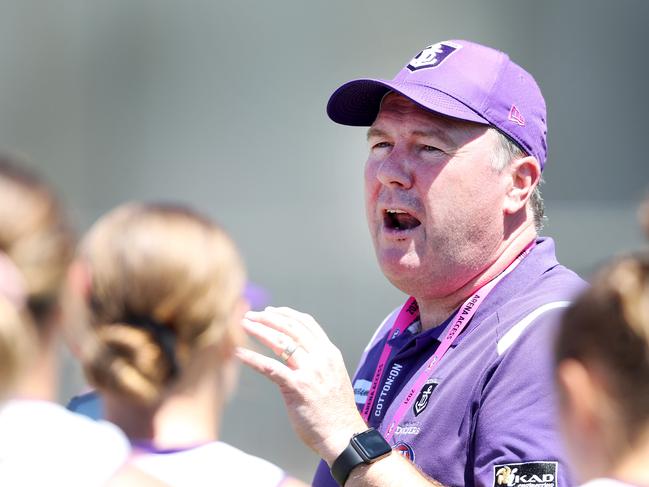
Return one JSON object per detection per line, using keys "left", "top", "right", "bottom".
{"left": 70, "top": 202, "right": 306, "bottom": 487}
{"left": 0, "top": 295, "right": 30, "bottom": 402}
{"left": 0, "top": 156, "right": 135, "bottom": 485}
{"left": 556, "top": 208, "right": 649, "bottom": 487}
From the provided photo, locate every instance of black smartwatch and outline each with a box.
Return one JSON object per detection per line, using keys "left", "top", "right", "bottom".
{"left": 330, "top": 428, "right": 392, "bottom": 486}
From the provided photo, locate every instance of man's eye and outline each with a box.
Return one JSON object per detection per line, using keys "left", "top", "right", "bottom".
{"left": 422, "top": 145, "right": 441, "bottom": 152}
{"left": 371, "top": 141, "right": 392, "bottom": 150}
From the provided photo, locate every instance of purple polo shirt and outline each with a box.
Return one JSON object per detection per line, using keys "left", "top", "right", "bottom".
{"left": 313, "top": 238, "right": 584, "bottom": 487}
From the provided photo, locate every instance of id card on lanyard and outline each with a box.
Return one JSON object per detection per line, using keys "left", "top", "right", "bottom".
{"left": 361, "top": 242, "right": 535, "bottom": 442}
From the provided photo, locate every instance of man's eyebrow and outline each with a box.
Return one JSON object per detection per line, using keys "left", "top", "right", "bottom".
{"left": 366, "top": 126, "right": 455, "bottom": 146}
{"left": 411, "top": 129, "right": 455, "bottom": 146}
{"left": 366, "top": 127, "right": 387, "bottom": 141}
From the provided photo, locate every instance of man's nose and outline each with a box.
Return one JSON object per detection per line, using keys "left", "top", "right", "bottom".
{"left": 375, "top": 148, "right": 413, "bottom": 189}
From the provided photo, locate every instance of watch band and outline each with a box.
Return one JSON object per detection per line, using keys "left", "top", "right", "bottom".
{"left": 331, "top": 441, "right": 365, "bottom": 486}
{"left": 330, "top": 428, "right": 392, "bottom": 486}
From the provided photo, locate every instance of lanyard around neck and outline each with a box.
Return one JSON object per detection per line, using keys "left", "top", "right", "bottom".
{"left": 360, "top": 242, "right": 535, "bottom": 442}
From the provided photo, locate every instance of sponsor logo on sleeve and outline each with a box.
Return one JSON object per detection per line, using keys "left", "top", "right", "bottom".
{"left": 407, "top": 41, "right": 462, "bottom": 71}
{"left": 412, "top": 378, "right": 439, "bottom": 416}
{"left": 493, "top": 462, "right": 558, "bottom": 487}
{"left": 393, "top": 442, "right": 415, "bottom": 463}
{"left": 353, "top": 379, "right": 372, "bottom": 405}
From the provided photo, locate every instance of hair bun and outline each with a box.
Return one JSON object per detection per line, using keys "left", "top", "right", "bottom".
{"left": 88, "top": 323, "right": 174, "bottom": 405}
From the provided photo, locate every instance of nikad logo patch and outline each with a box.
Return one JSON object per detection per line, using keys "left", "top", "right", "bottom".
{"left": 407, "top": 41, "right": 461, "bottom": 71}
{"left": 493, "top": 462, "right": 558, "bottom": 487}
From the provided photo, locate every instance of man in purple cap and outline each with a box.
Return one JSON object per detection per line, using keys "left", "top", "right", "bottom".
{"left": 238, "top": 40, "right": 584, "bottom": 487}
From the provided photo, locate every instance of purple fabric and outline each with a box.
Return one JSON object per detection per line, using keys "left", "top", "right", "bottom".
{"left": 131, "top": 441, "right": 211, "bottom": 455}
{"left": 327, "top": 40, "right": 548, "bottom": 169}
{"left": 312, "top": 238, "right": 585, "bottom": 487}
{"left": 362, "top": 318, "right": 449, "bottom": 427}
{"left": 244, "top": 282, "right": 270, "bottom": 311}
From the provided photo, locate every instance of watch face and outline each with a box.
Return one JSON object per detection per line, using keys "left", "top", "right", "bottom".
{"left": 353, "top": 429, "right": 392, "bottom": 461}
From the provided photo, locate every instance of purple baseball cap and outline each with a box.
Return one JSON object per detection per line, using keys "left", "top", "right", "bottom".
{"left": 327, "top": 40, "right": 548, "bottom": 169}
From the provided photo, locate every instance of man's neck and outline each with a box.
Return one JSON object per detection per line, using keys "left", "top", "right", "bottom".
{"left": 417, "top": 227, "right": 537, "bottom": 331}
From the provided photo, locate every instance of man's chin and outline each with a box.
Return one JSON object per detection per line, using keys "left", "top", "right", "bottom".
{"left": 377, "top": 252, "right": 423, "bottom": 285}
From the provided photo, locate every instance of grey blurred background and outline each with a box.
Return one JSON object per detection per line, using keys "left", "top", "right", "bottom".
{"left": 1, "top": 0, "right": 647, "bottom": 482}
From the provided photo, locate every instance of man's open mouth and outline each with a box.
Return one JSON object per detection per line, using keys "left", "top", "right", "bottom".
{"left": 383, "top": 209, "right": 421, "bottom": 231}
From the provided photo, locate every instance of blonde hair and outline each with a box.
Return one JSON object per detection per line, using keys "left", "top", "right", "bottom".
{"left": 0, "top": 156, "right": 73, "bottom": 394}
{"left": 80, "top": 202, "right": 246, "bottom": 405}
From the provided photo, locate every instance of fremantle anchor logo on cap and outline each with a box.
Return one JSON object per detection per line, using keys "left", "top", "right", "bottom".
{"left": 407, "top": 41, "right": 462, "bottom": 72}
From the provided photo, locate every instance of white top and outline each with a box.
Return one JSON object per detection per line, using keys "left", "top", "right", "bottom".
{"left": 132, "top": 440, "right": 287, "bottom": 487}
{"left": 580, "top": 479, "right": 639, "bottom": 487}
{"left": 0, "top": 399, "right": 130, "bottom": 486}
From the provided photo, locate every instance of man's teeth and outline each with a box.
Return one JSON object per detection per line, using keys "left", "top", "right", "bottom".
{"left": 384, "top": 208, "right": 421, "bottom": 231}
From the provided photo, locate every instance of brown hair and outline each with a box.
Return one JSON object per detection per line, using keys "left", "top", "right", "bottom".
{"left": 80, "top": 202, "right": 246, "bottom": 405}
{"left": 0, "top": 156, "right": 74, "bottom": 323}
{"left": 556, "top": 249, "right": 649, "bottom": 444}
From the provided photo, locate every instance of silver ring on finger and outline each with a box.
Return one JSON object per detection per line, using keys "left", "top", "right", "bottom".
{"left": 279, "top": 341, "right": 298, "bottom": 362}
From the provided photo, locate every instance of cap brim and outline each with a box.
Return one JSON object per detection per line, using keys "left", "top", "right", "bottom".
{"left": 327, "top": 78, "right": 489, "bottom": 127}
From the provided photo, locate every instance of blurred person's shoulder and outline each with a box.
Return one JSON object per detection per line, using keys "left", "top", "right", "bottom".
{"left": 0, "top": 398, "right": 130, "bottom": 485}
{"left": 579, "top": 480, "right": 640, "bottom": 487}
{"left": 132, "top": 440, "right": 293, "bottom": 487}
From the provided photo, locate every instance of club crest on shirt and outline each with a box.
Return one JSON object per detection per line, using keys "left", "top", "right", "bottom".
{"left": 412, "top": 378, "right": 439, "bottom": 416}
{"left": 393, "top": 442, "right": 415, "bottom": 463}
{"left": 407, "top": 41, "right": 461, "bottom": 71}
{"left": 353, "top": 379, "right": 371, "bottom": 405}
{"left": 493, "top": 461, "right": 558, "bottom": 487}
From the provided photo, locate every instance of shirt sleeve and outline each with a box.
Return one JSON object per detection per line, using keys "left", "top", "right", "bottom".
{"left": 471, "top": 308, "right": 573, "bottom": 487}
{"left": 312, "top": 459, "right": 339, "bottom": 487}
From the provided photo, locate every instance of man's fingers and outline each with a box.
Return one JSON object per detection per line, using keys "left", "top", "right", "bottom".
{"left": 264, "top": 306, "right": 330, "bottom": 342}
{"left": 242, "top": 318, "right": 305, "bottom": 367}
{"left": 235, "top": 347, "right": 294, "bottom": 386}
{"left": 244, "top": 309, "right": 318, "bottom": 350}
{"left": 242, "top": 318, "right": 294, "bottom": 353}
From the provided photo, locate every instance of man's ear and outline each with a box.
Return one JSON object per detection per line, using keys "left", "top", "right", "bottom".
{"left": 503, "top": 155, "right": 541, "bottom": 215}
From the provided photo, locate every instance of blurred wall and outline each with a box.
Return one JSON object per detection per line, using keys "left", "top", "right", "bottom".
{"left": 0, "top": 0, "right": 647, "bottom": 481}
